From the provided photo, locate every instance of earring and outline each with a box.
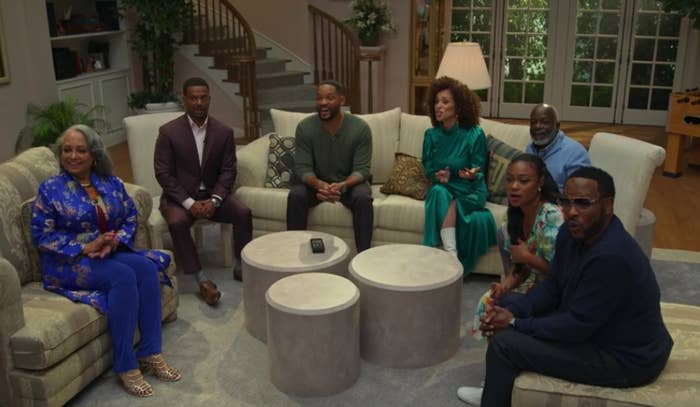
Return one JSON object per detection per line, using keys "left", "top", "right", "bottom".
{"left": 538, "top": 187, "right": 542, "bottom": 192}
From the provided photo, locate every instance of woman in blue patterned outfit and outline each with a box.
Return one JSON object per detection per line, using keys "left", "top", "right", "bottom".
{"left": 422, "top": 76, "right": 497, "bottom": 275}
{"left": 31, "top": 125, "right": 180, "bottom": 397}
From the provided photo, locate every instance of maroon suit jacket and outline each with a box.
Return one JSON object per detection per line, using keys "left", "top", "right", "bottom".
{"left": 154, "top": 114, "right": 237, "bottom": 208}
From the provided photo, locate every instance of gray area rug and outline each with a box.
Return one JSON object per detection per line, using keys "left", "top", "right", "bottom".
{"left": 66, "top": 235, "right": 700, "bottom": 407}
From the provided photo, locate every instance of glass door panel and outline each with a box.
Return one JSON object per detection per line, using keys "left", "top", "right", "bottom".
{"left": 560, "top": 0, "right": 623, "bottom": 121}
{"left": 498, "top": 0, "right": 552, "bottom": 118}
{"left": 620, "top": 1, "right": 683, "bottom": 124}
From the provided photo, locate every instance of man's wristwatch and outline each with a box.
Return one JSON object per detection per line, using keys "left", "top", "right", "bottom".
{"left": 210, "top": 197, "right": 222, "bottom": 208}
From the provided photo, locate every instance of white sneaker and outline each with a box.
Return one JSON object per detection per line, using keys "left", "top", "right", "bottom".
{"left": 457, "top": 386, "right": 483, "bottom": 406}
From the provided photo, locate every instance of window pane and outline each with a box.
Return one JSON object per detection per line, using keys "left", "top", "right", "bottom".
{"left": 528, "top": 35, "right": 547, "bottom": 58}
{"left": 475, "top": 0, "right": 492, "bottom": 7}
{"left": 635, "top": 14, "right": 657, "bottom": 36}
{"left": 578, "top": 0, "right": 599, "bottom": 10}
{"left": 602, "top": 0, "right": 621, "bottom": 9}
{"left": 508, "top": 11, "right": 527, "bottom": 32}
{"left": 507, "top": 34, "right": 527, "bottom": 56}
{"left": 504, "top": 58, "right": 525, "bottom": 80}
{"left": 659, "top": 14, "right": 681, "bottom": 37}
{"left": 653, "top": 64, "right": 675, "bottom": 86}
{"left": 452, "top": 11, "right": 470, "bottom": 31}
{"left": 451, "top": 32, "right": 469, "bottom": 42}
{"left": 531, "top": 11, "right": 548, "bottom": 33}
{"left": 525, "top": 83, "right": 545, "bottom": 103}
{"left": 453, "top": 0, "right": 470, "bottom": 6}
{"left": 639, "top": 0, "right": 659, "bottom": 11}
{"left": 575, "top": 37, "right": 595, "bottom": 59}
{"left": 650, "top": 89, "right": 671, "bottom": 110}
{"left": 630, "top": 63, "right": 652, "bottom": 85}
{"left": 504, "top": 82, "right": 523, "bottom": 103}
{"left": 474, "top": 10, "right": 491, "bottom": 31}
{"left": 571, "top": 85, "right": 591, "bottom": 106}
{"left": 573, "top": 61, "right": 593, "bottom": 82}
{"left": 577, "top": 11, "right": 597, "bottom": 34}
{"left": 526, "top": 59, "right": 546, "bottom": 80}
{"left": 475, "top": 88, "right": 489, "bottom": 102}
{"left": 628, "top": 87, "right": 649, "bottom": 109}
{"left": 596, "top": 37, "right": 617, "bottom": 59}
{"left": 473, "top": 34, "right": 491, "bottom": 51}
{"left": 657, "top": 40, "right": 678, "bottom": 62}
{"left": 633, "top": 39, "right": 655, "bottom": 61}
{"left": 592, "top": 86, "right": 613, "bottom": 107}
{"left": 599, "top": 13, "right": 619, "bottom": 35}
{"left": 595, "top": 62, "right": 615, "bottom": 83}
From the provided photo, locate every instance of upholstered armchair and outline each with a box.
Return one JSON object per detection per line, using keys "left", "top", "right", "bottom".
{"left": 0, "top": 147, "right": 178, "bottom": 407}
{"left": 123, "top": 112, "right": 233, "bottom": 267}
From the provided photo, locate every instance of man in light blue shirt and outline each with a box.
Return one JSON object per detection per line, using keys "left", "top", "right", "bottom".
{"left": 526, "top": 104, "right": 590, "bottom": 192}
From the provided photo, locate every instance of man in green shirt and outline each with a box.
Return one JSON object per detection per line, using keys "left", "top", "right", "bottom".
{"left": 286, "top": 80, "right": 373, "bottom": 251}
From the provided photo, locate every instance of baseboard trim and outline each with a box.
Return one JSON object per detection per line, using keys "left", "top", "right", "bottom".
{"left": 652, "top": 248, "right": 700, "bottom": 264}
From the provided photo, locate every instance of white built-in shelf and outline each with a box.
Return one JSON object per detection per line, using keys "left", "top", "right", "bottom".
{"left": 50, "top": 30, "right": 125, "bottom": 42}
{"left": 56, "top": 66, "right": 130, "bottom": 84}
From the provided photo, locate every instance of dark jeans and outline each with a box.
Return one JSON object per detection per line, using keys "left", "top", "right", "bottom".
{"left": 482, "top": 327, "right": 662, "bottom": 407}
{"left": 286, "top": 182, "right": 373, "bottom": 252}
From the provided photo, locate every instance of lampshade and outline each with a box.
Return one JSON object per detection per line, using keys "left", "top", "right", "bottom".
{"left": 436, "top": 42, "right": 491, "bottom": 90}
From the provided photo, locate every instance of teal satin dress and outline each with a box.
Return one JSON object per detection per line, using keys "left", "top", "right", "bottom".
{"left": 422, "top": 124, "right": 497, "bottom": 275}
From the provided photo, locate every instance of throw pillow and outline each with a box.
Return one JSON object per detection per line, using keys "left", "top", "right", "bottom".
{"left": 264, "top": 134, "right": 296, "bottom": 188}
{"left": 486, "top": 134, "right": 523, "bottom": 205}
{"left": 380, "top": 152, "right": 430, "bottom": 200}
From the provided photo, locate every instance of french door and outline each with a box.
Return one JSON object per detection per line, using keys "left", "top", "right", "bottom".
{"left": 449, "top": 0, "right": 690, "bottom": 124}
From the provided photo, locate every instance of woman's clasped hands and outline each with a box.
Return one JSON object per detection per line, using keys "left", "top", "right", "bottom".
{"left": 82, "top": 231, "right": 118, "bottom": 258}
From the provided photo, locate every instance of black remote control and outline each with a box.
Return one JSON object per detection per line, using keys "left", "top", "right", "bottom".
{"left": 310, "top": 238, "right": 325, "bottom": 253}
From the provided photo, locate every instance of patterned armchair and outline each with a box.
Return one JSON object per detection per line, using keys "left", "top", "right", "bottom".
{"left": 0, "top": 147, "right": 179, "bottom": 407}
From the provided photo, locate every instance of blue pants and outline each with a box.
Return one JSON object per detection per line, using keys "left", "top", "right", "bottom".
{"left": 86, "top": 252, "right": 162, "bottom": 373}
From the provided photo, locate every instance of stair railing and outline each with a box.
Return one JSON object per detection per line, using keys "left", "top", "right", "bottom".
{"left": 184, "top": 0, "right": 259, "bottom": 141}
{"left": 308, "top": 5, "right": 361, "bottom": 113}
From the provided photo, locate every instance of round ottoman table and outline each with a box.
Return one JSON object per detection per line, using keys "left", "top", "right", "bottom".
{"left": 349, "top": 244, "right": 463, "bottom": 368}
{"left": 266, "top": 272, "right": 360, "bottom": 397}
{"left": 242, "top": 231, "right": 350, "bottom": 342}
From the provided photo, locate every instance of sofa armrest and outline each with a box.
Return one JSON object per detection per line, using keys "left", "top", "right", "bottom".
{"left": 236, "top": 134, "right": 272, "bottom": 188}
{"left": 123, "top": 182, "right": 153, "bottom": 250}
{"left": 588, "top": 132, "right": 665, "bottom": 236}
{"left": 0, "top": 257, "right": 25, "bottom": 407}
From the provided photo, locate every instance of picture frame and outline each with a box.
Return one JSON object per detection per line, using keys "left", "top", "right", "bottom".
{"left": 0, "top": 5, "right": 10, "bottom": 85}
{"left": 88, "top": 52, "right": 106, "bottom": 71}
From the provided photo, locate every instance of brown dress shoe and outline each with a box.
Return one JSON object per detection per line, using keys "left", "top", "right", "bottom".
{"left": 199, "top": 280, "right": 221, "bottom": 305}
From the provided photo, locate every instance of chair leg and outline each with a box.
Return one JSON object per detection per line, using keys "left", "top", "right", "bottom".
{"left": 221, "top": 224, "right": 233, "bottom": 267}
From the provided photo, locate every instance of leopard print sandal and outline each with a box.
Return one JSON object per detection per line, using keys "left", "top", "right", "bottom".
{"left": 120, "top": 369, "right": 154, "bottom": 397}
{"left": 138, "top": 354, "right": 182, "bottom": 382}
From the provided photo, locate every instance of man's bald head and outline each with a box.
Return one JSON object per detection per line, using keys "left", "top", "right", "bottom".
{"left": 529, "top": 103, "right": 560, "bottom": 147}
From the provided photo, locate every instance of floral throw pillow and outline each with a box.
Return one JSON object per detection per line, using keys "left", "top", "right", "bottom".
{"left": 264, "top": 134, "right": 295, "bottom": 188}
{"left": 380, "top": 152, "right": 430, "bottom": 200}
{"left": 485, "top": 134, "right": 523, "bottom": 205}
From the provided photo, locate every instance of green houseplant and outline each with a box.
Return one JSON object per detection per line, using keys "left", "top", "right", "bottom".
{"left": 121, "top": 0, "right": 194, "bottom": 109}
{"left": 343, "top": 0, "right": 396, "bottom": 46}
{"left": 15, "top": 98, "right": 107, "bottom": 152}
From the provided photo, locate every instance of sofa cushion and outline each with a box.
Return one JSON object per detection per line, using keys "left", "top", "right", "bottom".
{"left": 20, "top": 199, "right": 41, "bottom": 282}
{"left": 10, "top": 283, "right": 107, "bottom": 370}
{"left": 234, "top": 186, "right": 290, "bottom": 222}
{"left": 512, "top": 302, "right": 700, "bottom": 407}
{"left": 380, "top": 153, "right": 430, "bottom": 200}
{"left": 269, "top": 109, "right": 314, "bottom": 139}
{"left": 375, "top": 193, "right": 425, "bottom": 233}
{"left": 485, "top": 135, "right": 523, "bottom": 205}
{"left": 479, "top": 118, "right": 531, "bottom": 151}
{"left": 355, "top": 108, "right": 402, "bottom": 184}
{"left": 398, "top": 113, "right": 432, "bottom": 157}
{"left": 264, "top": 134, "right": 296, "bottom": 188}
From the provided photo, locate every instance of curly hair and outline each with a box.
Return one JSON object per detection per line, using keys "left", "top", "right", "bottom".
{"left": 54, "top": 124, "right": 114, "bottom": 177}
{"left": 424, "top": 76, "right": 481, "bottom": 128}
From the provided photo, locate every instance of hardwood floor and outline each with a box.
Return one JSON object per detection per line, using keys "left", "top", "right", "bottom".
{"left": 108, "top": 121, "right": 700, "bottom": 252}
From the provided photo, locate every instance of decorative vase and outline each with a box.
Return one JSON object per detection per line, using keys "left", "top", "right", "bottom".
{"left": 359, "top": 30, "right": 380, "bottom": 47}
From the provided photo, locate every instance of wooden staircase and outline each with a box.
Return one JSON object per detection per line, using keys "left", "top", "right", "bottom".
{"left": 183, "top": 1, "right": 359, "bottom": 140}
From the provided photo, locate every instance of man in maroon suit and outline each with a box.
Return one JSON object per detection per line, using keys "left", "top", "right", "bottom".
{"left": 154, "top": 77, "right": 252, "bottom": 305}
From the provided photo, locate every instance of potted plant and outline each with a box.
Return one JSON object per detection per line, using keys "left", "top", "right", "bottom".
{"left": 343, "top": 0, "right": 396, "bottom": 46}
{"left": 121, "top": 0, "right": 193, "bottom": 110}
{"left": 15, "top": 98, "right": 107, "bottom": 153}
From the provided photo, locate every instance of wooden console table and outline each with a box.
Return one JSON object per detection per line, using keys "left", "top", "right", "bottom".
{"left": 663, "top": 90, "right": 700, "bottom": 177}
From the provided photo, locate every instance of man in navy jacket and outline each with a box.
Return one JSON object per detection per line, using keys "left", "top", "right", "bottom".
{"left": 457, "top": 167, "right": 673, "bottom": 407}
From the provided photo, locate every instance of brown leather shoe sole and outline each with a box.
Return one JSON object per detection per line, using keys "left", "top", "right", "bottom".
{"left": 199, "top": 280, "right": 221, "bottom": 305}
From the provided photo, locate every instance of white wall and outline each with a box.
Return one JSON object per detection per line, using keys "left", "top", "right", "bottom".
{"left": 0, "top": 0, "right": 57, "bottom": 161}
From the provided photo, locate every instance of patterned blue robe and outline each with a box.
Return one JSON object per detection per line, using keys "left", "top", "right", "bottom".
{"left": 31, "top": 171, "right": 171, "bottom": 313}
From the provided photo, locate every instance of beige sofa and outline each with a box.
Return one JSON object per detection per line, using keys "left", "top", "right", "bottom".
{"left": 235, "top": 108, "right": 666, "bottom": 275}
{"left": 0, "top": 147, "right": 179, "bottom": 407}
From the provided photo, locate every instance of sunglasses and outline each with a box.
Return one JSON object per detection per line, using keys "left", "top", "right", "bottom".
{"left": 558, "top": 197, "right": 600, "bottom": 210}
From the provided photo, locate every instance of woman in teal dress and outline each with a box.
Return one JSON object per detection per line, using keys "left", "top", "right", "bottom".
{"left": 422, "top": 76, "right": 496, "bottom": 275}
